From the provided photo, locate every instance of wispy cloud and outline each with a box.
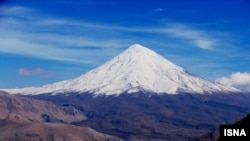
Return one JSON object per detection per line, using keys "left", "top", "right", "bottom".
{"left": 154, "top": 8, "right": 163, "bottom": 12}
{"left": 18, "top": 67, "right": 53, "bottom": 77}
{"left": 159, "top": 24, "right": 216, "bottom": 49}
{"left": 216, "top": 72, "right": 250, "bottom": 92}
{"left": 0, "top": 5, "right": 235, "bottom": 66}
{"left": 0, "top": 5, "right": 32, "bottom": 15}
{"left": 0, "top": 6, "right": 133, "bottom": 64}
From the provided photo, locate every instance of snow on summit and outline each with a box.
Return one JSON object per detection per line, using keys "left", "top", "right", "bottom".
{"left": 2, "top": 44, "right": 240, "bottom": 95}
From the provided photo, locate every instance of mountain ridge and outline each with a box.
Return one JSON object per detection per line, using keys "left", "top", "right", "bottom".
{"left": 2, "top": 44, "right": 240, "bottom": 96}
{"left": 0, "top": 91, "right": 85, "bottom": 123}
{"left": 0, "top": 91, "right": 123, "bottom": 141}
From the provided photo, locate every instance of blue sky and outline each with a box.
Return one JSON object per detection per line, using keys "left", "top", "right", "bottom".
{"left": 0, "top": 0, "right": 250, "bottom": 90}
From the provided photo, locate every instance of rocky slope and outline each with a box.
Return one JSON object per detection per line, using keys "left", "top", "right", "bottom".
{"left": 0, "top": 91, "right": 122, "bottom": 141}
{"left": 0, "top": 121, "right": 122, "bottom": 141}
{"left": 0, "top": 91, "right": 85, "bottom": 123}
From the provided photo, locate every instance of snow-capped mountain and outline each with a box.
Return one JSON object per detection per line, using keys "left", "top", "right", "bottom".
{"left": 3, "top": 44, "right": 240, "bottom": 95}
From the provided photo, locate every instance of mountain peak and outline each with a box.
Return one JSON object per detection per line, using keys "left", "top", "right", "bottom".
{"left": 122, "top": 43, "right": 160, "bottom": 59}
{"left": 128, "top": 43, "right": 144, "bottom": 48}
{"left": 126, "top": 44, "right": 161, "bottom": 56}
{"left": 127, "top": 44, "right": 149, "bottom": 51}
{"left": 2, "top": 44, "right": 240, "bottom": 96}
{"left": 119, "top": 44, "right": 181, "bottom": 70}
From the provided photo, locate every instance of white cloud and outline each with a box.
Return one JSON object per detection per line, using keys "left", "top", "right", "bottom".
{"left": 18, "top": 67, "right": 52, "bottom": 77}
{"left": 90, "top": 23, "right": 217, "bottom": 50}
{"left": 0, "top": 6, "right": 133, "bottom": 64}
{"left": 0, "top": 6, "right": 32, "bottom": 15}
{"left": 154, "top": 8, "right": 163, "bottom": 12}
{"left": 0, "top": 5, "right": 230, "bottom": 66}
{"left": 160, "top": 24, "right": 215, "bottom": 49}
{"left": 216, "top": 72, "right": 250, "bottom": 92}
{"left": 32, "top": 17, "right": 217, "bottom": 51}
{"left": 0, "top": 37, "right": 120, "bottom": 64}
{"left": 195, "top": 39, "right": 214, "bottom": 49}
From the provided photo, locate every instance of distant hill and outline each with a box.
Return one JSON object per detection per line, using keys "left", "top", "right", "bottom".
{"left": 0, "top": 121, "right": 122, "bottom": 141}
{"left": 0, "top": 91, "right": 85, "bottom": 123}
{"left": 0, "top": 91, "right": 122, "bottom": 141}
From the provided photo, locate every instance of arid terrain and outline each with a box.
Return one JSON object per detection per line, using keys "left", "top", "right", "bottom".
{"left": 0, "top": 91, "right": 122, "bottom": 141}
